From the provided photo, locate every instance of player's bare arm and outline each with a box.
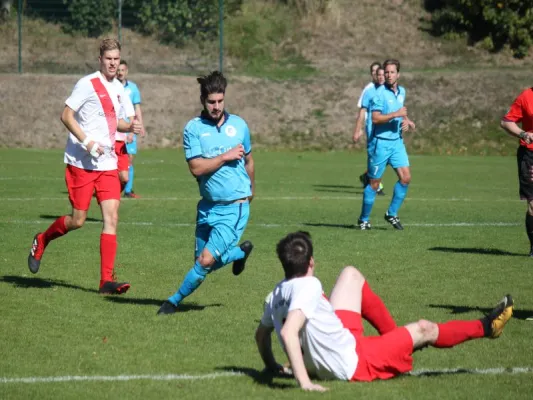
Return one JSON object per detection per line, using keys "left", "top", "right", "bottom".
{"left": 245, "top": 152, "right": 255, "bottom": 202}
{"left": 353, "top": 107, "right": 366, "bottom": 143}
{"left": 60, "top": 105, "right": 103, "bottom": 156}
{"left": 117, "top": 116, "right": 143, "bottom": 135}
{"left": 501, "top": 120, "right": 532, "bottom": 143}
{"left": 255, "top": 323, "right": 282, "bottom": 371}
{"left": 188, "top": 144, "right": 245, "bottom": 177}
{"left": 372, "top": 107, "right": 407, "bottom": 125}
{"left": 281, "top": 310, "right": 328, "bottom": 392}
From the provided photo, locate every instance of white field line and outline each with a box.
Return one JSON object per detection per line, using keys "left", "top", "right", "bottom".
{"left": 0, "top": 196, "right": 521, "bottom": 202}
{"left": 0, "top": 219, "right": 522, "bottom": 228}
{"left": 1, "top": 367, "right": 532, "bottom": 384}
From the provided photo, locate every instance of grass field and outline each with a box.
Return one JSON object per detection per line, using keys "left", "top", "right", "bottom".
{"left": 1, "top": 148, "right": 533, "bottom": 399}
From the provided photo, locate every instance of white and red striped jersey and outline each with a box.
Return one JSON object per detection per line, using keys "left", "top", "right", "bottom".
{"left": 261, "top": 276, "right": 358, "bottom": 381}
{"left": 63, "top": 71, "right": 134, "bottom": 170}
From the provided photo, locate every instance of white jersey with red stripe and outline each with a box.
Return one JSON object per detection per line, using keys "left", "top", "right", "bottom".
{"left": 63, "top": 71, "right": 134, "bottom": 171}
{"left": 261, "top": 276, "right": 358, "bottom": 381}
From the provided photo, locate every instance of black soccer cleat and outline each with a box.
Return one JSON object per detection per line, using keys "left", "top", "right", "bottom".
{"left": 28, "top": 233, "right": 45, "bottom": 274}
{"left": 98, "top": 281, "right": 131, "bottom": 295}
{"left": 377, "top": 188, "right": 386, "bottom": 196}
{"left": 482, "top": 295, "right": 513, "bottom": 339}
{"left": 384, "top": 213, "right": 404, "bottom": 230}
{"left": 232, "top": 241, "right": 254, "bottom": 276}
{"left": 357, "top": 219, "right": 372, "bottom": 230}
{"left": 359, "top": 173, "right": 369, "bottom": 188}
{"left": 157, "top": 301, "right": 178, "bottom": 315}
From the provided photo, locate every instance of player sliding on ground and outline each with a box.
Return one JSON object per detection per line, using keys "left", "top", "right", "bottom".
{"left": 255, "top": 231, "right": 514, "bottom": 391}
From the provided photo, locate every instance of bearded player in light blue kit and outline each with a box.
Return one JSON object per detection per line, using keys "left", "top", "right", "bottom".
{"left": 158, "top": 71, "right": 255, "bottom": 315}
{"left": 358, "top": 59, "right": 415, "bottom": 231}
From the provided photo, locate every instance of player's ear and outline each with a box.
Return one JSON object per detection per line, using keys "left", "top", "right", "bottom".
{"left": 309, "top": 257, "right": 315, "bottom": 273}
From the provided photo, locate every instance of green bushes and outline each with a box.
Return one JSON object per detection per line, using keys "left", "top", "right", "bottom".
{"left": 426, "top": 0, "right": 533, "bottom": 58}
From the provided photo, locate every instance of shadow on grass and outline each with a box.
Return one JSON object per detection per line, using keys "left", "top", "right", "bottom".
{"left": 303, "top": 222, "right": 387, "bottom": 231}
{"left": 104, "top": 296, "right": 223, "bottom": 312}
{"left": 216, "top": 366, "right": 294, "bottom": 389}
{"left": 0, "top": 275, "right": 98, "bottom": 293}
{"left": 428, "top": 247, "right": 525, "bottom": 257}
{"left": 429, "top": 304, "right": 532, "bottom": 321}
{"left": 39, "top": 214, "right": 102, "bottom": 223}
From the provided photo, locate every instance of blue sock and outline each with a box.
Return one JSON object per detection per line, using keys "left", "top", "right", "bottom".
{"left": 168, "top": 261, "right": 208, "bottom": 306}
{"left": 210, "top": 246, "right": 245, "bottom": 273}
{"left": 124, "top": 165, "right": 134, "bottom": 193}
{"left": 360, "top": 185, "right": 377, "bottom": 221}
{"left": 387, "top": 181, "right": 409, "bottom": 216}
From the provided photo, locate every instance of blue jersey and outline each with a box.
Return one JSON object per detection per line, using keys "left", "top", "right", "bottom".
{"left": 124, "top": 80, "right": 141, "bottom": 105}
{"left": 184, "top": 111, "right": 252, "bottom": 202}
{"left": 361, "top": 83, "right": 381, "bottom": 139}
{"left": 370, "top": 84, "right": 406, "bottom": 140}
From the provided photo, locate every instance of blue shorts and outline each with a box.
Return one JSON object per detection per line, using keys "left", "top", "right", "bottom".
{"left": 195, "top": 199, "right": 250, "bottom": 264}
{"left": 126, "top": 135, "right": 137, "bottom": 155}
{"left": 367, "top": 138, "right": 409, "bottom": 179}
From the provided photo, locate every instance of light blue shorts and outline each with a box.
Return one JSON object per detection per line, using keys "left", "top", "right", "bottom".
{"left": 367, "top": 138, "right": 409, "bottom": 179}
{"left": 195, "top": 199, "right": 250, "bottom": 264}
{"left": 126, "top": 135, "right": 137, "bottom": 155}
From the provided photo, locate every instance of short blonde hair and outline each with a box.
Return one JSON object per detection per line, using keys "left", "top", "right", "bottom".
{"left": 99, "top": 38, "right": 121, "bottom": 56}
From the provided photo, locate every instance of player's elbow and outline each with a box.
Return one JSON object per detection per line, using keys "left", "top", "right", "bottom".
{"left": 499, "top": 119, "right": 508, "bottom": 130}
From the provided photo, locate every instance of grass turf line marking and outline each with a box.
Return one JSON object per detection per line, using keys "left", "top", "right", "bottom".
{"left": 2, "top": 367, "right": 532, "bottom": 384}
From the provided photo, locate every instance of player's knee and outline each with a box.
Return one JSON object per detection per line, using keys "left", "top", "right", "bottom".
{"left": 417, "top": 319, "right": 438, "bottom": 342}
{"left": 197, "top": 253, "right": 215, "bottom": 268}
{"left": 369, "top": 180, "right": 381, "bottom": 190}
{"left": 400, "top": 174, "right": 411, "bottom": 185}
{"left": 340, "top": 266, "right": 365, "bottom": 285}
{"left": 103, "top": 213, "right": 119, "bottom": 230}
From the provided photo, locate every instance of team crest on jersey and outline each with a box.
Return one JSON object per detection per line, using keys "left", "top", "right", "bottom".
{"left": 398, "top": 94, "right": 404, "bottom": 103}
{"left": 225, "top": 125, "right": 237, "bottom": 137}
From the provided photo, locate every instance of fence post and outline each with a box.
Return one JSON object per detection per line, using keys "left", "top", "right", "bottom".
{"left": 219, "top": 0, "right": 223, "bottom": 73}
{"left": 117, "top": 0, "right": 123, "bottom": 44}
{"left": 17, "top": 0, "right": 22, "bottom": 73}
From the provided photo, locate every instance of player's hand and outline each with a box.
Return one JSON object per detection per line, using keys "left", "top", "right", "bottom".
{"left": 395, "top": 107, "right": 407, "bottom": 118}
{"left": 301, "top": 382, "right": 328, "bottom": 392}
{"left": 408, "top": 119, "right": 416, "bottom": 131}
{"left": 132, "top": 116, "right": 145, "bottom": 137}
{"left": 353, "top": 131, "right": 363, "bottom": 143}
{"left": 401, "top": 120, "right": 410, "bottom": 132}
{"left": 524, "top": 132, "right": 533, "bottom": 144}
{"left": 87, "top": 141, "right": 104, "bottom": 157}
{"left": 263, "top": 363, "right": 292, "bottom": 377}
{"left": 126, "top": 133, "right": 134, "bottom": 143}
{"left": 223, "top": 144, "right": 245, "bottom": 161}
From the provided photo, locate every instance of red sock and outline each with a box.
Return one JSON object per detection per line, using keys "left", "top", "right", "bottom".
{"left": 434, "top": 320, "right": 484, "bottom": 348}
{"left": 361, "top": 281, "right": 397, "bottom": 335}
{"left": 100, "top": 233, "right": 117, "bottom": 287}
{"left": 42, "top": 216, "right": 68, "bottom": 246}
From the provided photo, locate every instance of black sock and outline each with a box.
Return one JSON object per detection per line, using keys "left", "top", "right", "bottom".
{"left": 526, "top": 212, "right": 533, "bottom": 247}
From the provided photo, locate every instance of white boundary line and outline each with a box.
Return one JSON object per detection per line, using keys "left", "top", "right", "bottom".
{"left": 0, "top": 219, "right": 522, "bottom": 228}
{"left": 1, "top": 367, "right": 532, "bottom": 384}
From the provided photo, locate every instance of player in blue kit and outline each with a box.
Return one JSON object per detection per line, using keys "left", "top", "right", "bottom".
{"left": 117, "top": 60, "right": 144, "bottom": 198}
{"left": 357, "top": 59, "right": 415, "bottom": 231}
{"left": 158, "top": 71, "right": 255, "bottom": 315}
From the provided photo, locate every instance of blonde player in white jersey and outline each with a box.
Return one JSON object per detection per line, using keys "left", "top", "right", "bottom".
{"left": 256, "top": 231, "right": 514, "bottom": 392}
{"left": 27, "top": 38, "right": 144, "bottom": 295}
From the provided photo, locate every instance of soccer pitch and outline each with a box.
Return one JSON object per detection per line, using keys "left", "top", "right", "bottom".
{"left": 1, "top": 148, "right": 532, "bottom": 399}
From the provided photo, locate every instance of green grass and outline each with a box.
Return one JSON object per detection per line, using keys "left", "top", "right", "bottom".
{"left": 1, "top": 149, "right": 532, "bottom": 399}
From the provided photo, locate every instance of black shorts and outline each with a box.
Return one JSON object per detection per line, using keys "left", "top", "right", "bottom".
{"left": 517, "top": 146, "right": 533, "bottom": 200}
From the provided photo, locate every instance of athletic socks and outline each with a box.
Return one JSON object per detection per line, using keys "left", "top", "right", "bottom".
{"left": 168, "top": 261, "right": 208, "bottom": 306}
{"left": 124, "top": 164, "right": 134, "bottom": 194}
{"left": 361, "top": 281, "right": 397, "bottom": 334}
{"left": 42, "top": 216, "right": 68, "bottom": 246}
{"left": 387, "top": 181, "right": 409, "bottom": 217}
{"left": 434, "top": 320, "right": 484, "bottom": 348}
{"left": 360, "top": 185, "right": 377, "bottom": 221}
{"left": 209, "top": 246, "right": 245, "bottom": 273}
{"left": 100, "top": 233, "right": 117, "bottom": 287}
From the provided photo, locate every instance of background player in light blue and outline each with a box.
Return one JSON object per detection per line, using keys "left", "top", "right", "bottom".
{"left": 353, "top": 64, "right": 386, "bottom": 195}
{"left": 158, "top": 71, "right": 255, "bottom": 315}
{"left": 358, "top": 59, "right": 415, "bottom": 231}
{"left": 117, "top": 60, "right": 145, "bottom": 198}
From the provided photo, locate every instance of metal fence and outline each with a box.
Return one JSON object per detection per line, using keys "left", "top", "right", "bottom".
{"left": 0, "top": 0, "right": 224, "bottom": 75}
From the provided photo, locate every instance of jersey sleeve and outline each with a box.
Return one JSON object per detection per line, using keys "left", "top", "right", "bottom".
{"left": 361, "top": 88, "right": 373, "bottom": 110}
{"left": 260, "top": 295, "right": 274, "bottom": 327}
{"left": 183, "top": 122, "right": 203, "bottom": 160}
{"left": 371, "top": 92, "right": 384, "bottom": 113}
{"left": 503, "top": 93, "right": 524, "bottom": 123}
{"left": 120, "top": 88, "right": 135, "bottom": 118}
{"left": 65, "top": 79, "right": 93, "bottom": 112}
{"left": 357, "top": 86, "right": 368, "bottom": 109}
{"left": 289, "top": 278, "right": 322, "bottom": 319}
{"left": 242, "top": 122, "right": 252, "bottom": 154}
{"left": 131, "top": 84, "right": 142, "bottom": 105}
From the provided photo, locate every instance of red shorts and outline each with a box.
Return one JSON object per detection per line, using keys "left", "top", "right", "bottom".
{"left": 115, "top": 140, "right": 129, "bottom": 172}
{"left": 65, "top": 164, "right": 120, "bottom": 211}
{"left": 335, "top": 310, "right": 414, "bottom": 382}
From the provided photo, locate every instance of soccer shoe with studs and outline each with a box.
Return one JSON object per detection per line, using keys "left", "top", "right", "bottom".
{"left": 384, "top": 213, "right": 404, "bottom": 230}
{"left": 357, "top": 219, "right": 372, "bottom": 230}
{"left": 232, "top": 241, "right": 254, "bottom": 276}
{"left": 98, "top": 281, "right": 131, "bottom": 295}
{"left": 28, "top": 233, "right": 45, "bottom": 274}
{"left": 483, "top": 294, "right": 513, "bottom": 339}
{"left": 157, "top": 301, "right": 178, "bottom": 315}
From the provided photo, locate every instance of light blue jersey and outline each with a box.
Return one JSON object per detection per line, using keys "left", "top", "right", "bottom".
{"left": 124, "top": 80, "right": 142, "bottom": 153}
{"left": 370, "top": 85, "right": 406, "bottom": 140}
{"left": 360, "top": 83, "right": 381, "bottom": 142}
{"left": 184, "top": 111, "right": 252, "bottom": 202}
